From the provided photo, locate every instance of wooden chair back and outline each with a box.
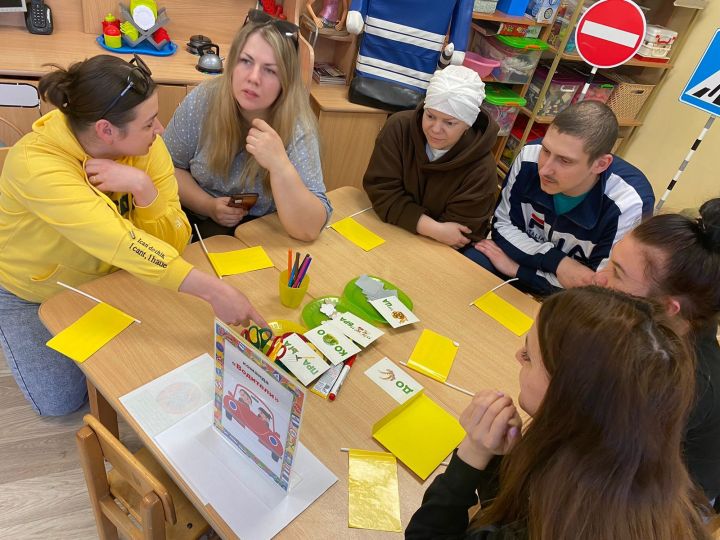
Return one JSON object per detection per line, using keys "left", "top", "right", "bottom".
{"left": 76, "top": 414, "right": 208, "bottom": 540}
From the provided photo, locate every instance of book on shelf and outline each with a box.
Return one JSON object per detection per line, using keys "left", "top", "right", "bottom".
{"left": 313, "top": 62, "right": 346, "bottom": 85}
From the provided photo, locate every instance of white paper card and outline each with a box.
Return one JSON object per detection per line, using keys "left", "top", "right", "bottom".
{"left": 368, "top": 296, "right": 419, "bottom": 328}
{"left": 304, "top": 325, "right": 361, "bottom": 365}
{"left": 327, "top": 311, "right": 384, "bottom": 347}
{"left": 278, "top": 333, "right": 330, "bottom": 385}
{"left": 120, "top": 353, "right": 214, "bottom": 438}
{"left": 364, "top": 357, "right": 424, "bottom": 404}
{"left": 155, "top": 402, "right": 337, "bottom": 540}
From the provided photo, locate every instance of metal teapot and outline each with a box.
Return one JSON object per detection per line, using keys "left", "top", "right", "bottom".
{"left": 196, "top": 43, "right": 223, "bottom": 74}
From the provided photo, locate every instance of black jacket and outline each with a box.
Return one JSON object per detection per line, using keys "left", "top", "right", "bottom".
{"left": 406, "top": 452, "right": 527, "bottom": 539}
{"left": 686, "top": 322, "right": 720, "bottom": 501}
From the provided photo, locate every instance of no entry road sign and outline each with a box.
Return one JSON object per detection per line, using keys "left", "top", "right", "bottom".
{"left": 575, "top": 0, "right": 646, "bottom": 69}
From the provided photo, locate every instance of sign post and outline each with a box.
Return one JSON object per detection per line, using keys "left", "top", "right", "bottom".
{"left": 573, "top": 0, "right": 646, "bottom": 99}
{"left": 656, "top": 29, "right": 720, "bottom": 212}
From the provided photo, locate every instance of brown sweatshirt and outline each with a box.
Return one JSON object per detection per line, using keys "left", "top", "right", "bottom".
{"left": 363, "top": 104, "right": 499, "bottom": 242}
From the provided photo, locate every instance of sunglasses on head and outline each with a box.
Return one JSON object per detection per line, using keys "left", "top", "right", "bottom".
{"left": 244, "top": 9, "right": 299, "bottom": 48}
{"left": 98, "top": 54, "right": 153, "bottom": 120}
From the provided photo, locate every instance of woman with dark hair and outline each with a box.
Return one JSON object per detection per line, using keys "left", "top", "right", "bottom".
{"left": 595, "top": 198, "right": 720, "bottom": 502}
{"left": 0, "top": 54, "right": 264, "bottom": 417}
{"left": 407, "top": 287, "right": 712, "bottom": 539}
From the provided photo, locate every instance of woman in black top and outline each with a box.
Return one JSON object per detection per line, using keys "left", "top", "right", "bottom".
{"left": 407, "top": 287, "right": 711, "bottom": 540}
{"left": 596, "top": 198, "right": 720, "bottom": 502}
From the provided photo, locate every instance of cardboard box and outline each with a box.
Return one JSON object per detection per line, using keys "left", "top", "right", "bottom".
{"left": 525, "top": 0, "right": 561, "bottom": 23}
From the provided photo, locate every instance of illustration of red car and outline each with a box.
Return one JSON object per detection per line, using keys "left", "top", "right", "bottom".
{"left": 223, "top": 384, "right": 284, "bottom": 462}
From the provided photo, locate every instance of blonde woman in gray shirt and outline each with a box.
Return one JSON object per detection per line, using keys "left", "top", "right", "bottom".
{"left": 164, "top": 12, "right": 331, "bottom": 241}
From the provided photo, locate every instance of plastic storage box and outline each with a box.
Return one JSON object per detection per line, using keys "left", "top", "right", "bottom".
{"left": 482, "top": 84, "right": 527, "bottom": 136}
{"left": 525, "top": 65, "right": 583, "bottom": 116}
{"left": 463, "top": 52, "right": 501, "bottom": 79}
{"left": 474, "top": 0, "right": 499, "bottom": 13}
{"left": 645, "top": 24, "right": 678, "bottom": 46}
{"left": 547, "top": 0, "right": 580, "bottom": 54}
{"left": 473, "top": 34, "right": 549, "bottom": 84}
{"left": 501, "top": 116, "right": 547, "bottom": 167}
{"left": 638, "top": 25, "right": 677, "bottom": 58}
{"left": 568, "top": 67, "right": 615, "bottom": 104}
{"left": 496, "top": 0, "right": 530, "bottom": 16}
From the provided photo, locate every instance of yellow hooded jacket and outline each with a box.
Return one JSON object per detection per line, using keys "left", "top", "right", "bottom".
{"left": 0, "top": 110, "right": 193, "bottom": 303}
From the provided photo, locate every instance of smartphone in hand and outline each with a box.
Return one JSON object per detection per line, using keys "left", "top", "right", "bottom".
{"left": 227, "top": 192, "right": 259, "bottom": 211}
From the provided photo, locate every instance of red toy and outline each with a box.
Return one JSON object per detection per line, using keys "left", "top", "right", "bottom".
{"left": 260, "top": 0, "right": 286, "bottom": 19}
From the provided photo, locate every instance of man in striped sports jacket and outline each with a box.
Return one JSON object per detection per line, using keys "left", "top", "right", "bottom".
{"left": 462, "top": 101, "right": 654, "bottom": 297}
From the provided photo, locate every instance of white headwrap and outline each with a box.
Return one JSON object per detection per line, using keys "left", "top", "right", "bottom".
{"left": 424, "top": 65, "right": 486, "bottom": 127}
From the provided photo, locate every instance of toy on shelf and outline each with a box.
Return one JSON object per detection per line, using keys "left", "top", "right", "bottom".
{"left": 102, "top": 13, "right": 122, "bottom": 48}
{"left": 99, "top": 0, "right": 174, "bottom": 55}
{"left": 118, "top": 3, "right": 170, "bottom": 49}
{"left": 260, "top": 0, "right": 286, "bottom": 19}
{"left": 305, "top": 0, "right": 348, "bottom": 31}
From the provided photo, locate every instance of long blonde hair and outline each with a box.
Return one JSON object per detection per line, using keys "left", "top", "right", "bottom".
{"left": 202, "top": 22, "right": 317, "bottom": 191}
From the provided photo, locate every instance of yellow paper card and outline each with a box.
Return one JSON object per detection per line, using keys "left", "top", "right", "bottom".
{"left": 473, "top": 292, "right": 534, "bottom": 336}
{"left": 46, "top": 303, "right": 135, "bottom": 363}
{"left": 348, "top": 449, "right": 402, "bottom": 532}
{"left": 208, "top": 246, "right": 274, "bottom": 276}
{"left": 407, "top": 329, "right": 459, "bottom": 383}
{"left": 331, "top": 217, "right": 385, "bottom": 251}
{"left": 372, "top": 392, "right": 465, "bottom": 480}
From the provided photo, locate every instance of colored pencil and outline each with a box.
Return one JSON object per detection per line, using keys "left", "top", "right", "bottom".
{"left": 289, "top": 251, "right": 300, "bottom": 286}
{"left": 292, "top": 254, "right": 310, "bottom": 287}
{"left": 287, "top": 249, "right": 292, "bottom": 281}
{"left": 293, "top": 256, "right": 312, "bottom": 288}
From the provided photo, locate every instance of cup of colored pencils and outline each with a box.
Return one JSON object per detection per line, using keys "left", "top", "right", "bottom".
{"left": 279, "top": 250, "right": 312, "bottom": 308}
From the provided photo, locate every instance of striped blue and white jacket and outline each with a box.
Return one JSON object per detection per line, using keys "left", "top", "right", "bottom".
{"left": 350, "top": 0, "right": 473, "bottom": 92}
{"left": 492, "top": 140, "right": 655, "bottom": 295}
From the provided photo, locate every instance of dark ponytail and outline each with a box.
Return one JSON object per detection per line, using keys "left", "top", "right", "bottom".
{"left": 632, "top": 198, "right": 720, "bottom": 326}
{"left": 697, "top": 198, "right": 720, "bottom": 252}
{"left": 38, "top": 54, "right": 156, "bottom": 133}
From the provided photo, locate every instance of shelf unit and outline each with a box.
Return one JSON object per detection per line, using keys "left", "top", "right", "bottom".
{"left": 471, "top": 0, "right": 703, "bottom": 176}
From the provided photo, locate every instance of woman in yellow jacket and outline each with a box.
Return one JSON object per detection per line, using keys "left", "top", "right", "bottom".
{"left": 0, "top": 54, "right": 265, "bottom": 416}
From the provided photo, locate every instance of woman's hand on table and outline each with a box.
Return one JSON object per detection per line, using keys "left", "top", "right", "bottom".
{"left": 417, "top": 216, "right": 471, "bottom": 249}
{"left": 432, "top": 221, "right": 472, "bottom": 249}
{"left": 456, "top": 389, "right": 522, "bottom": 470}
{"left": 208, "top": 197, "right": 248, "bottom": 227}
{"left": 179, "top": 269, "right": 267, "bottom": 327}
{"left": 208, "top": 282, "right": 268, "bottom": 327}
{"left": 86, "top": 159, "right": 158, "bottom": 207}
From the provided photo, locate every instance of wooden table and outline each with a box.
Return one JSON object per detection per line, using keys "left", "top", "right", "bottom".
{"left": 40, "top": 187, "right": 538, "bottom": 539}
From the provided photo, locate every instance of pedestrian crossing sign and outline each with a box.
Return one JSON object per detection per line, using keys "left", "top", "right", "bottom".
{"left": 680, "top": 29, "right": 720, "bottom": 117}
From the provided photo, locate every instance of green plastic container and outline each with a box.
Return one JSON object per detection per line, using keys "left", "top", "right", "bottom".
{"left": 482, "top": 84, "right": 527, "bottom": 136}
{"left": 475, "top": 34, "right": 549, "bottom": 84}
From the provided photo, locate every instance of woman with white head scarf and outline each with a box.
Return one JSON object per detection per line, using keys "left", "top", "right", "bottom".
{"left": 363, "top": 65, "right": 500, "bottom": 248}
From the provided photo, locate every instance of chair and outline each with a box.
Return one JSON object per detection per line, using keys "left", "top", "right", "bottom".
{"left": 0, "top": 82, "right": 41, "bottom": 147}
{"left": 76, "top": 414, "right": 211, "bottom": 540}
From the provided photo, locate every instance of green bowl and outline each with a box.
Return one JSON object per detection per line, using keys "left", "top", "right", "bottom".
{"left": 341, "top": 276, "right": 413, "bottom": 325}
{"left": 301, "top": 295, "right": 368, "bottom": 328}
